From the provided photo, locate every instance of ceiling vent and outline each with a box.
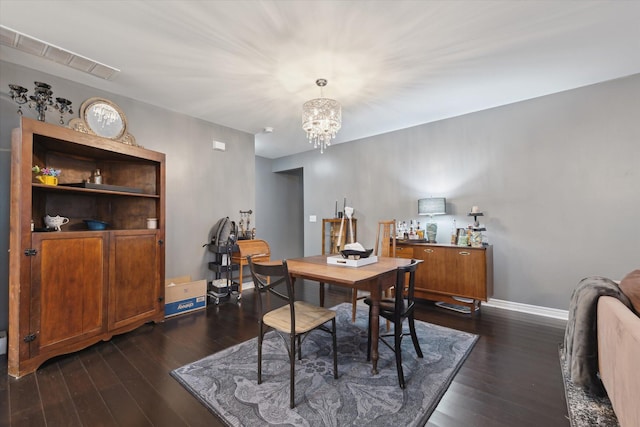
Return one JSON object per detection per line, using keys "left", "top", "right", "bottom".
{"left": 0, "top": 25, "right": 120, "bottom": 80}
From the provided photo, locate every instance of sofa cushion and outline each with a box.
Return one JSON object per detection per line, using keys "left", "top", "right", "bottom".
{"left": 620, "top": 269, "right": 640, "bottom": 315}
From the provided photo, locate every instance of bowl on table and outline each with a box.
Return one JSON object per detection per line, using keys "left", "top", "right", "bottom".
{"left": 340, "top": 248, "right": 373, "bottom": 260}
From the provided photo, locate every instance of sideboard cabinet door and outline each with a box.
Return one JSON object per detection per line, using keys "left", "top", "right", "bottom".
{"left": 108, "top": 230, "right": 162, "bottom": 331}
{"left": 413, "top": 245, "right": 453, "bottom": 296}
{"left": 452, "top": 248, "right": 489, "bottom": 300}
{"left": 30, "top": 233, "right": 107, "bottom": 358}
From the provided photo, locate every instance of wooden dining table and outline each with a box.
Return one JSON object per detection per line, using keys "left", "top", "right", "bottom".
{"left": 285, "top": 255, "right": 412, "bottom": 374}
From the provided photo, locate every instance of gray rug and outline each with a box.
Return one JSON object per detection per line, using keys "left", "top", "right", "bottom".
{"left": 559, "top": 346, "right": 619, "bottom": 427}
{"left": 171, "top": 302, "right": 478, "bottom": 426}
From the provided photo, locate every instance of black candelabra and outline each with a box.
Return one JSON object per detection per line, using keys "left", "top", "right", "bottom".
{"left": 8, "top": 82, "right": 73, "bottom": 124}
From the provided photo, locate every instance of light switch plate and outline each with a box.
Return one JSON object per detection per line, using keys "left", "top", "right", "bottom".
{"left": 309, "top": 215, "right": 317, "bottom": 223}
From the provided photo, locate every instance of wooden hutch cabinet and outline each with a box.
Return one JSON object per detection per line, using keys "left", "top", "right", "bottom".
{"left": 322, "top": 218, "right": 357, "bottom": 255}
{"left": 8, "top": 117, "right": 165, "bottom": 378}
{"left": 396, "top": 242, "right": 493, "bottom": 312}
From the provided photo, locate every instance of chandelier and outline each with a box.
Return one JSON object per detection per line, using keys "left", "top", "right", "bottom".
{"left": 302, "top": 78, "right": 341, "bottom": 154}
{"left": 8, "top": 82, "right": 73, "bottom": 124}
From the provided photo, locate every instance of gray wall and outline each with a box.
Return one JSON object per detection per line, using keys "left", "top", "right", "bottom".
{"left": 255, "top": 156, "right": 303, "bottom": 260}
{"left": 266, "top": 73, "right": 640, "bottom": 311}
{"left": 0, "top": 61, "right": 255, "bottom": 331}
{"left": 2, "top": 60, "right": 638, "bottom": 330}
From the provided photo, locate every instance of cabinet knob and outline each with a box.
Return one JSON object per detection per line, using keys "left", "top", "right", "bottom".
{"left": 458, "top": 251, "right": 471, "bottom": 256}
{"left": 158, "top": 239, "right": 164, "bottom": 245}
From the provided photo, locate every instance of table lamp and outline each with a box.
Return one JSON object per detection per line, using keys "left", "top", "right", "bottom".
{"left": 418, "top": 198, "right": 446, "bottom": 243}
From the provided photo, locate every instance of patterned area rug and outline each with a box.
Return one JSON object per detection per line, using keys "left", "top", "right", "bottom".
{"left": 559, "top": 346, "right": 619, "bottom": 427}
{"left": 171, "top": 302, "right": 478, "bottom": 426}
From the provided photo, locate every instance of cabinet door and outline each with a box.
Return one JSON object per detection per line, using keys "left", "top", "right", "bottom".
{"left": 108, "top": 230, "right": 162, "bottom": 330}
{"left": 452, "top": 249, "right": 487, "bottom": 300}
{"left": 30, "top": 233, "right": 107, "bottom": 356}
{"left": 414, "top": 246, "right": 452, "bottom": 293}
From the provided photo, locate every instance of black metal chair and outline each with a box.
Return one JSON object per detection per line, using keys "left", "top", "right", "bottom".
{"left": 364, "top": 259, "right": 423, "bottom": 388}
{"left": 247, "top": 256, "right": 338, "bottom": 408}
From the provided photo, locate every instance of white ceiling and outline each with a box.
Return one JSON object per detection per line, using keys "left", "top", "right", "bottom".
{"left": 1, "top": 1, "right": 639, "bottom": 159}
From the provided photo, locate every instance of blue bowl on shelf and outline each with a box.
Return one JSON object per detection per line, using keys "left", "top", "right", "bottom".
{"left": 84, "top": 219, "right": 109, "bottom": 230}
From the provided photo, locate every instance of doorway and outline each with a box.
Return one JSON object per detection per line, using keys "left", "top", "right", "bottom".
{"left": 255, "top": 159, "right": 304, "bottom": 261}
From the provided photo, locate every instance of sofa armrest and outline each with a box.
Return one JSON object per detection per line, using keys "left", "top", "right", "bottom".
{"left": 597, "top": 296, "right": 640, "bottom": 427}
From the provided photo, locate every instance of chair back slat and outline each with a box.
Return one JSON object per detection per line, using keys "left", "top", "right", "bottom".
{"left": 375, "top": 220, "right": 397, "bottom": 257}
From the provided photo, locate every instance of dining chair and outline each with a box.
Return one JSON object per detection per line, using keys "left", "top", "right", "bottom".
{"left": 351, "top": 220, "right": 396, "bottom": 322}
{"left": 247, "top": 256, "right": 338, "bottom": 408}
{"left": 364, "top": 259, "right": 423, "bottom": 388}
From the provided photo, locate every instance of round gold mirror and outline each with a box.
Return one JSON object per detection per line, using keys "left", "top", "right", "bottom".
{"left": 85, "top": 100, "right": 125, "bottom": 139}
{"left": 70, "top": 97, "right": 137, "bottom": 145}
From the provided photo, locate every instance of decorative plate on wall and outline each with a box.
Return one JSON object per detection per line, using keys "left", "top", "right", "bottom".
{"left": 70, "top": 97, "right": 138, "bottom": 146}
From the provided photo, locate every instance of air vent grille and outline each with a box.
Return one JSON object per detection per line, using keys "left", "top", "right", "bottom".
{"left": 0, "top": 25, "right": 120, "bottom": 80}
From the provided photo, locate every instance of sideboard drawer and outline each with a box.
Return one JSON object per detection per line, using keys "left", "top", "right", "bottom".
{"left": 395, "top": 245, "right": 414, "bottom": 259}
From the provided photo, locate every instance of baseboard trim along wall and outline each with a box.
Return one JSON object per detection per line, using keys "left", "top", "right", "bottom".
{"left": 484, "top": 298, "right": 569, "bottom": 321}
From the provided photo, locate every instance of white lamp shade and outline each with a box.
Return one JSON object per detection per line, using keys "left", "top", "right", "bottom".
{"left": 418, "top": 198, "right": 446, "bottom": 216}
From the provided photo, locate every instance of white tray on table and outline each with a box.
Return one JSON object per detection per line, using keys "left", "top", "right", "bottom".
{"left": 327, "top": 255, "right": 378, "bottom": 267}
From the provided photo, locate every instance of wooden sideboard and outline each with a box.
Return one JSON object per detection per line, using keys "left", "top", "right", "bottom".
{"left": 394, "top": 242, "right": 493, "bottom": 312}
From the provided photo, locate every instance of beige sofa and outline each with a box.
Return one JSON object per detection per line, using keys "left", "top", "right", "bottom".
{"left": 597, "top": 276, "right": 640, "bottom": 427}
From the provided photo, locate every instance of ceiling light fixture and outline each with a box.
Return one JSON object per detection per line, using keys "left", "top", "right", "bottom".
{"left": 302, "top": 78, "right": 341, "bottom": 154}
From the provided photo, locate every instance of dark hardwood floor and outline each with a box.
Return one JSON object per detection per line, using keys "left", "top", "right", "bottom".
{"left": 0, "top": 283, "right": 570, "bottom": 426}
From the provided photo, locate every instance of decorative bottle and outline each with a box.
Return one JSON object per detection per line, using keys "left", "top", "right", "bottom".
{"left": 450, "top": 219, "right": 457, "bottom": 245}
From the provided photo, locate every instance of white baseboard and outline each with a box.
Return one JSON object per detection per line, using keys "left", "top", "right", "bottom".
{"left": 484, "top": 298, "right": 568, "bottom": 321}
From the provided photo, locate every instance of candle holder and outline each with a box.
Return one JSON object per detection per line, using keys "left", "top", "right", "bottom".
{"left": 467, "top": 211, "right": 486, "bottom": 247}
{"left": 8, "top": 82, "right": 73, "bottom": 124}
